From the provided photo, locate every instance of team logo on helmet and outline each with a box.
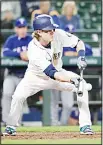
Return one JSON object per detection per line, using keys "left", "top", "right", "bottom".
{"left": 19, "top": 18, "right": 25, "bottom": 24}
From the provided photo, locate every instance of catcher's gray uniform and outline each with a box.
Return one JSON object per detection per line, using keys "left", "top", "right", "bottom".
{"left": 50, "top": 90, "right": 74, "bottom": 125}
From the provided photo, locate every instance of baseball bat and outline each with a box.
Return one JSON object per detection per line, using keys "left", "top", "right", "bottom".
{"left": 77, "top": 69, "right": 83, "bottom": 97}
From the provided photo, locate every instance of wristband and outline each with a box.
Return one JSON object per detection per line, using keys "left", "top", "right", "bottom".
{"left": 78, "top": 50, "right": 85, "bottom": 57}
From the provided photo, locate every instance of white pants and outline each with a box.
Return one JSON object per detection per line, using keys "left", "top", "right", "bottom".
{"left": 7, "top": 69, "right": 92, "bottom": 128}
{"left": 2, "top": 74, "right": 28, "bottom": 124}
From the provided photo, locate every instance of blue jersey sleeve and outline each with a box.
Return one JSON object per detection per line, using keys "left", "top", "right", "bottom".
{"left": 85, "top": 43, "right": 93, "bottom": 56}
{"left": 43, "top": 64, "right": 58, "bottom": 79}
{"left": 3, "top": 37, "right": 20, "bottom": 57}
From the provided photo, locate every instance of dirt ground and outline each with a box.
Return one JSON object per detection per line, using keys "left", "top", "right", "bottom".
{"left": 1, "top": 132, "right": 101, "bottom": 140}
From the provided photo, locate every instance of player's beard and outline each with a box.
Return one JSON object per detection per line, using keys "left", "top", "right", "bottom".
{"left": 43, "top": 35, "right": 53, "bottom": 43}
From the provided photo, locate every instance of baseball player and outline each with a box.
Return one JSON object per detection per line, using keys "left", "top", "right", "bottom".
{"left": 3, "top": 14, "right": 93, "bottom": 136}
{"left": 2, "top": 18, "right": 32, "bottom": 125}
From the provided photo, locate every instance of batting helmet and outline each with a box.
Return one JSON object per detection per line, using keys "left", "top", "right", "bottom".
{"left": 33, "top": 14, "right": 59, "bottom": 31}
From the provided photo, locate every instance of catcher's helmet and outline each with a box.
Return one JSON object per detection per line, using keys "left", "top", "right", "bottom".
{"left": 33, "top": 14, "right": 59, "bottom": 31}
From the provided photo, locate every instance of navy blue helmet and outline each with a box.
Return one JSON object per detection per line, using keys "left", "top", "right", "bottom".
{"left": 33, "top": 14, "right": 59, "bottom": 31}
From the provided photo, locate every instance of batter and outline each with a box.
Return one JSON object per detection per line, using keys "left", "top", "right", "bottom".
{"left": 3, "top": 14, "right": 93, "bottom": 136}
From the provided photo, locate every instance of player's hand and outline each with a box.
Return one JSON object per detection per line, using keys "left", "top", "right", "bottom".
{"left": 20, "top": 51, "right": 28, "bottom": 61}
{"left": 70, "top": 78, "right": 80, "bottom": 88}
{"left": 77, "top": 56, "right": 87, "bottom": 70}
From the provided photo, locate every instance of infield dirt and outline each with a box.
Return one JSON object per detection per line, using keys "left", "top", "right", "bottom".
{"left": 1, "top": 132, "right": 101, "bottom": 140}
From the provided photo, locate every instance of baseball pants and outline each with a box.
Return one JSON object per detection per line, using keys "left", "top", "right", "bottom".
{"left": 2, "top": 74, "right": 28, "bottom": 124}
{"left": 50, "top": 90, "right": 74, "bottom": 125}
{"left": 6, "top": 69, "right": 92, "bottom": 128}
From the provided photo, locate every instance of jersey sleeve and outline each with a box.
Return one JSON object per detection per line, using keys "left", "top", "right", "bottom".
{"left": 3, "top": 37, "right": 20, "bottom": 57}
{"left": 59, "top": 29, "right": 79, "bottom": 48}
{"left": 28, "top": 47, "right": 51, "bottom": 71}
{"left": 27, "top": 42, "right": 58, "bottom": 79}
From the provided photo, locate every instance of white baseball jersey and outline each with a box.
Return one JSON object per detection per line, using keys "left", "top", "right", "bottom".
{"left": 27, "top": 29, "right": 83, "bottom": 78}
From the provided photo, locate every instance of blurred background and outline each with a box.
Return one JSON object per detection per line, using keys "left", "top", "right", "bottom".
{"left": 0, "top": 0, "right": 102, "bottom": 127}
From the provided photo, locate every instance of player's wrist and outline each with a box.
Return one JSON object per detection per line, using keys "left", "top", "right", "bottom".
{"left": 78, "top": 50, "right": 85, "bottom": 57}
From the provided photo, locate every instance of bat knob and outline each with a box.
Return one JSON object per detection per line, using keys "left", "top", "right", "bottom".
{"left": 86, "top": 83, "right": 92, "bottom": 91}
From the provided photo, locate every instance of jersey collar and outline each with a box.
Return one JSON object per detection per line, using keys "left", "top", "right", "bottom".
{"left": 33, "top": 38, "right": 47, "bottom": 50}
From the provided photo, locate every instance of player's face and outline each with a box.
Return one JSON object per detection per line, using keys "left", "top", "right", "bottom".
{"left": 15, "top": 27, "right": 27, "bottom": 38}
{"left": 40, "top": 29, "right": 55, "bottom": 42}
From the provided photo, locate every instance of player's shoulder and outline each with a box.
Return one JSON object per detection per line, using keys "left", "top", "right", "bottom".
{"left": 27, "top": 39, "right": 35, "bottom": 56}
{"left": 28, "top": 38, "right": 45, "bottom": 55}
{"left": 55, "top": 28, "right": 65, "bottom": 34}
{"left": 7, "top": 34, "right": 18, "bottom": 41}
{"left": 73, "top": 14, "right": 80, "bottom": 20}
{"left": 28, "top": 39, "right": 38, "bottom": 50}
{"left": 55, "top": 29, "right": 72, "bottom": 37}
{"left": 5, "top": 34, "right": 18, "bottom": 43}
{"left": 27, "top": 39, "right": 43, "bottom": 58}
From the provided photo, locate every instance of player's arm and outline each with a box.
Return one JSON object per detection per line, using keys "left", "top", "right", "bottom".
{"left": 44, "top": 64, "right": 71, "bottom": 82}
{"left": 20, "top": 36, "right": 33, "bottom": 61}
{"left": 3, "top": 36, "right": 28, "bottom": 61}
{"left": 60, "top": 29, "right": 85, "bottom": 53}
{"left": 28, "top": 45, "right": 71, "bottom": 83}
{"left": 74, "top": 38, "right": 87, "bottom": 70}
{"left": 60, "top": 29, "right": 87, "bottom": 70}
{"left": 44, "top": 64, "right": 80, "bottom": 87}
{"left": 20, "top": 51, "right": 28, "bottom": 61}
{"left": 3, "top": 37, "right": 21, "bottom": 57}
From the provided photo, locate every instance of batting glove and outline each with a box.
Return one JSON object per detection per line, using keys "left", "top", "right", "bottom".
{"left": 77, "top": 49, "right": 87, "bottom": 70}
{"left": 70, "top": 78, "right": 80, "bottom": 88}
{"left": 77, "top": 56, "right": 87, "bottom": 70}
